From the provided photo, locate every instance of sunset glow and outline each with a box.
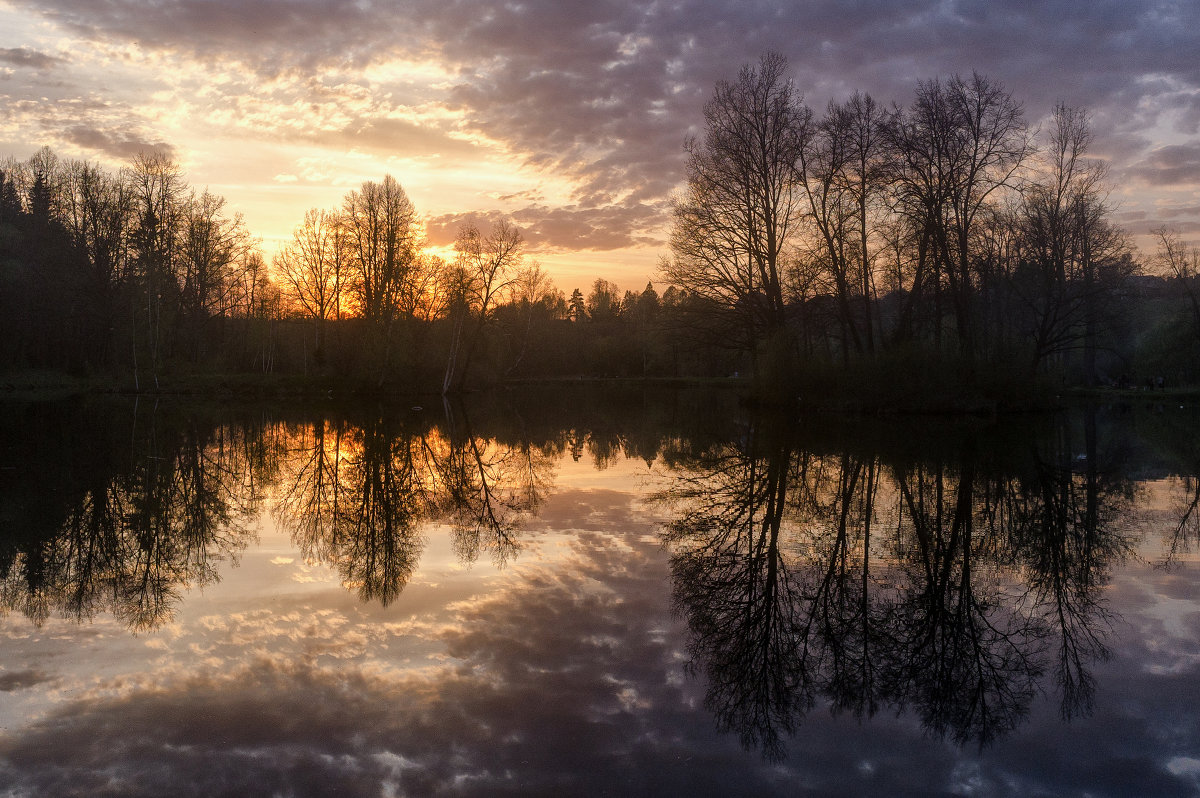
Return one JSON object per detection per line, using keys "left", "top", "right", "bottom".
{"left": 4, "top": 0, "right": 1198, "bottom": 292}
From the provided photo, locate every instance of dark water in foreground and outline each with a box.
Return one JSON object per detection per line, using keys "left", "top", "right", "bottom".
{"left": 2, "top": 389, "right": 1200, "bottom": 797}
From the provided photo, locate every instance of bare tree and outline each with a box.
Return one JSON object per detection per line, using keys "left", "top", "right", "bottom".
{"left": 60, "top": 159, "right": 135, "bottom": 366}
{"left": 586, "top": 278, "right": 622, "bottom": 322}
{"left": 179, "top": 189, "right": 251, "bottom": 357}
{"left": 125, "top": 151, "right": 187, "bottom": 384}
{"left": 1017, "top": 105, "right": 1129, "bottom": 379}
{"left": 885, "top": 74, "right": 1032, "bottom": 358}
{"left": 442, "top": 219, "right": 524, "bottom": 392}
{"left": 1153, "top": 226, "right": 1200, "bottom": 343}
{"left": 342, "top": 175, "right": 420, "bottom": 323}
{"left": 665, "top": 52, "right": 807, "bottom": 365}
{"left": 799, "top": 98, "right": 861, "bottom": 358}
{"left": 274, "top": 207, "right": 347, "bottom": 353}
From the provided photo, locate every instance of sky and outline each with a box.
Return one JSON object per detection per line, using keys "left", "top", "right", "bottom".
{"left": 1, "top": 0, "right": 1199, "bottom": 292}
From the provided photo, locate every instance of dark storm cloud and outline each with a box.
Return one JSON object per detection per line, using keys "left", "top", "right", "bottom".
{"left": 1130, "top": 143, "right": 1200, "bottom": 186}
{"left": 0, "top": 47, "right": 65, "bottom": 70}
{"left": 63, "top": 125, "right": 174, "bottom": 159}
{"left": 11, "top": 0, "right": 1200, "bottom": 245}
{"left": 0, "top": 669, "right": 54, "bottom": 691}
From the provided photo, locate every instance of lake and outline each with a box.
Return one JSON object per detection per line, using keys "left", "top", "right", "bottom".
{"left": 2, "top": 388, "right": 1199, "bottom": 797}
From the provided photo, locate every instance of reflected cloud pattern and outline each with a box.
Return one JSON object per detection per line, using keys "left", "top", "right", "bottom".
{"left": 2, "top": 395, "right": 1200, "bottom": 796}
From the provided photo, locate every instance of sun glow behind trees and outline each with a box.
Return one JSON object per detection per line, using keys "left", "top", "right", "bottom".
{"left": 3, "top": 55, "right": 1200, "bottom": 395}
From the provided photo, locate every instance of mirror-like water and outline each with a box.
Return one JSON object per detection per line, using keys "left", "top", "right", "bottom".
{"left": 2, "top": 389, "right": 1199, "bottom": 797}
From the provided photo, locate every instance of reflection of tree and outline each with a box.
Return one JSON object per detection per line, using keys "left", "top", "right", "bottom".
{"left": 437, "top": 403, "right": 551, "bottom": 566}
{"left": 275, "top": 418, "right": 433, "bottom": 606}
{"left": 662, "top": 425, "right": 807, "bottom": 758}
{"left": 0, "top": 397, "right": 558, "bottom": 629}
{"left": 0, "top": 405, "right": 267, "bottom": 631}
{"left": 1145, "top": 409, "right": 1200, "bottom": 569}
{"left": 889, "top": 450, "right": 1041, "bottom": 746}
{"left": 273, "top": 405, "right": 553, "bottom": 605}
{"left": 996, "top": 414, "right": 1135, "bottom": 719}
{"left": 658, "top": 413, "right": 1134, "bottom": 758}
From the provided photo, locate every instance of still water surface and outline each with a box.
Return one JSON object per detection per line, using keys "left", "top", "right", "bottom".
{"left": 2, "top": 389, "right": 1200, "bottom": 797}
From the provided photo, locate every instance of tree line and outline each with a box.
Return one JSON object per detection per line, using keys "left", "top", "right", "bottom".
{"left": 0, "top": 148, "right": 727, "bottom": 391}
{"left": 666, "top": 52, "right": 1200, "bottom": 395}
{"left": 3, "top": 55, "right": 1200, "bottom": 396}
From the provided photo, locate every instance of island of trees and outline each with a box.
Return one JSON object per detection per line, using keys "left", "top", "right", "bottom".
{"left": 2, "top": 53, "right": 1198, "bottom": 407}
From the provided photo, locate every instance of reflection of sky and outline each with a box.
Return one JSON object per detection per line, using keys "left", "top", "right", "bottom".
{"left": 4, "top": 455, "right": 1200, "bottom": 796}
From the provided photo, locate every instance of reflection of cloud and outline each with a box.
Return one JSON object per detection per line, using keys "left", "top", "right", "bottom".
{"left": 0, "top": 528, "right": 762, "bottom": 796}
{"left": 4, "top": 498, "right": 1200, "bottom": 795}
{"left": 0, "top": 670, "right": 54, "bottom": 692}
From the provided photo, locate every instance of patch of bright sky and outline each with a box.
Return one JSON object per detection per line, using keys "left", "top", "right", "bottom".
{"left": 0, "top": 4, "right": 660, "bottom": 289}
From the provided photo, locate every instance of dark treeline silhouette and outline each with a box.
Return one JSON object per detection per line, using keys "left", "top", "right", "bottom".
{"left": 666, "top": 53, "right": 1200, "bottom": 398}
{"left": 655, "top": 406, "right": 1141, "bottom": 758}
{"left": 5, "top": 61, "right": 1200, "bottom": 396}
{"left": 0, "top": 150, "right": 733, "bottom": 391}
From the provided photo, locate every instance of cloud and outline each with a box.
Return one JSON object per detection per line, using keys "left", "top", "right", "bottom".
{"left": 0, "top": 669, "right": 55, "bottom": 692}
{"left": 7, "top": 0, "right": 1200, "bottom": 260}
{"left": 427, "top": 202, "right": 665, "bottom": 251}
{"left": 14, "top": 0, "right": 416, "bottom": 77}
{"left": 328, "top": 116, "right": 481, "bottom": 160}
{"left": 1130, "top": 143, "right": 1200, "bottom": 186}
{"left": 0, "top": 47, "right": 64, "bottom": 70}
{"left": 62, "top": 125, "right": 175, "bottom": 160}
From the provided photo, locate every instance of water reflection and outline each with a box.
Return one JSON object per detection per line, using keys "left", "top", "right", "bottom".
{"left": 273, "top": 407, "right": 553, "bottom": 605}
{"left": 0, "top": 389, "right": 685, "bottom": 626}
{"left": 657, "top": 411, "right": 1139, "bottom": 757}
{"left": 0, "top": 402, "right": 272, "bottom": 630}
{"left": 1, "top": 392, "right": 1193, "bottom": 771}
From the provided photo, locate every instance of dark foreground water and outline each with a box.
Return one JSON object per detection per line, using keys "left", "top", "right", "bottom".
{"left": 2, "top": 388, "right": 1200, "bottom": 797}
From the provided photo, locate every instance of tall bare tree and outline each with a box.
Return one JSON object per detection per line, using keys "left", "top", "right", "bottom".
{"left": 885, "top": 75, "right": 1032, "bottom": 358}
{"left": 342, "top": 175, "right": 420, "bottom": 323}
{"left": 665, "top": 52, "right": 807, "bottom": 366}
{"left": 274, "top": 207, "right": 347, "bottom": 353}
{"left": 125, "top": 151, "right": 187, "bottom": 384}
{"left": 1017, "top": 105, "right": 1129, "bottom": 379}
{"left": 179, "top": 189, "right": 251, "bottom": 358}
{"left": 1153, "top": 227, "right": 1200, "bottom": 344}
{"left": 442, "top": 219, "right": 523, "bottom": 392}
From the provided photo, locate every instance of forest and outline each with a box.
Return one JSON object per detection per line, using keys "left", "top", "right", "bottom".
{"left": 2, "top": 53, "right": 1199, "bottom": 404}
